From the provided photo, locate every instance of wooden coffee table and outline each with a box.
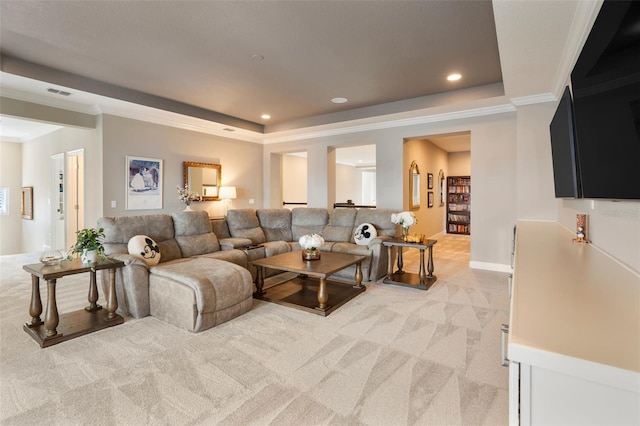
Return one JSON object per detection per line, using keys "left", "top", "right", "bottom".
{"left": 251, "top": 250, "right": 366, "bottom": 316}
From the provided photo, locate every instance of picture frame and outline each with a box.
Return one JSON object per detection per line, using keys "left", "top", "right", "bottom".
{"left": 427, "top": 173, "right": 433, "bottom": 189}
{"left": 21, "top": 186, "right": 33, "bottom": 219}
{"left": 409, "top": 161, "right": 420, "bottom": 210}
{"left": 428, "top": 191, "right": 434, "bottom": 208}
{"left": 126, "top": 156, "right": 163, "bottom": 210}
{"left": 438, "top": 170, "right": 446, "bottom": 206}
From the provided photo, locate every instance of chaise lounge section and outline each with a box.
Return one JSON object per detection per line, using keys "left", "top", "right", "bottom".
{"left": 98, "top": 211, "right": 253, "bottom": 332}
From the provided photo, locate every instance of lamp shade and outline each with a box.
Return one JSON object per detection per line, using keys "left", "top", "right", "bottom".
{"left": 218, "top": 186, "right": 237, "bottom": 200}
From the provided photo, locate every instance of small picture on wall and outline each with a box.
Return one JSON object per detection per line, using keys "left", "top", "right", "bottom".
{"left": 427, "top": 173, "right": 434, "bottom": 189}
{"left": 126, "top": 156, "right": 163, "bottom": 210}
{"left": 428, "top": 191, "right": 434, "bottom": 208}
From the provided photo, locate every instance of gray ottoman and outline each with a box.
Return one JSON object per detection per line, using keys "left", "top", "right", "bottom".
{"left": 148, "top": 257, "right": 253, "bottom": 332}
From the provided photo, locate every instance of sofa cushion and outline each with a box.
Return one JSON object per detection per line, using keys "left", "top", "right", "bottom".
{"left": 149, "top": 257, "right": 253, "bottom": 332}
{"left": 291, "top": 208, "right": 329, "bottom": 241}
{"left": 227, "top": 209, "right": 266, "bottom": 244}
{"left": 172, "top": 211, "right": 221, "bottom": 257}
{"left": 128, "top": 235, "right": 161, "bottom": 265}
{"left": 354, "top": 223, "right": 377, "bottom": 245}
{"left": 211, "top": 218, "right": 231, "bottom": 239}
{"left": 323, "top": 208, "right": 356, "bottom": 242}
{"left": 257, "top": 209, "right": 293, "bottom": 242}
{"left": 99, "top": 214, "right": 182, "bottom": 263}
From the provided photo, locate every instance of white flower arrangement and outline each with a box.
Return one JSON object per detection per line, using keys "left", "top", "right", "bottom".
{"left": 391, "top": 211, "right": 417, "bottom": 227}
{"left": 299, "top": 233, "right": 325, "bottom": 250}
{"left": 176, "top": 184, "right": 201, "bottom": 205}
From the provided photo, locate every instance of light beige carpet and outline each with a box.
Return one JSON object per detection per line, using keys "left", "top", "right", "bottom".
{"left": 0, "top": 234, "right": 510, "bottom": 425}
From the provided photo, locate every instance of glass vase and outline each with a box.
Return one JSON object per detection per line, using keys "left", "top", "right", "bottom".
{"left": 402, "top": 227, "right": 410, "bottom": 242}
{"left": 302, "top": 248, "right": 321, "bottom": 261}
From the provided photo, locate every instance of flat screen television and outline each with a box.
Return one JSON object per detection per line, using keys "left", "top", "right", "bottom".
{"left": 550, "top": 86, "right": 581, "bottom": 198}
{"left": 570, "top": 0, "right": 640, "bottom": 200}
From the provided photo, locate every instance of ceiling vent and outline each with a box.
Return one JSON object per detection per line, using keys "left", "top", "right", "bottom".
{"left": 47, "top": 88, "right": 71, "bottom": 96}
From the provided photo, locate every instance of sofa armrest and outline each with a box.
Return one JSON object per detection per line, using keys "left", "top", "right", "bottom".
{"left": 367, "top": 235, "right": 395, "bottom": 281}
{"left": 219, "top": 237, "right": 253, "bottom": 250}
{"left": 367, "top": 235, "right": 393, "bottom": 248}
{"left": 100, "top": 253, "right": 152, "bottom": 318}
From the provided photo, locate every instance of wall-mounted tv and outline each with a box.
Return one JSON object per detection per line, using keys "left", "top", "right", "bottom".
{"left": 550, "top": 86, "right": 581, "bottom": 198}
{"left": 570, "top": 0, "right": 640, "bottom": 200}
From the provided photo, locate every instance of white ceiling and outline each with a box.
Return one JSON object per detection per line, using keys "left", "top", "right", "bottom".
{"left": 0, "top": 1, "right": 602, "bottom": 148}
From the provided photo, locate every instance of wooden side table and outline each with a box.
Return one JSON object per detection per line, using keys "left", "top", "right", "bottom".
{"left": 383, "top": 238, "right": 437, "bottom": 290}
{"left": 23, "top": 257, "right": 125, "bottom": 348}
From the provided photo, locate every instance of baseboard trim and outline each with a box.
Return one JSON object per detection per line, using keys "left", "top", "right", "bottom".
{"left": 469, "top": 261, "right": 513, "bottom": 273}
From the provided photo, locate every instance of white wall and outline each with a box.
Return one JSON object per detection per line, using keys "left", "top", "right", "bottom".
{"left": 101, "top": 114, "right": 264, "bottom": 219}
{"left": 282, "top": 154, "right": 307, "bottom": 207}
{"left": 335, "top": 163, "right": 363, "bottom": 205}
{"left": 19, "top": 127, "right": 100, "bottom": 253}
{"left": 0, "top": 141, "right": 23, "bottom": 254}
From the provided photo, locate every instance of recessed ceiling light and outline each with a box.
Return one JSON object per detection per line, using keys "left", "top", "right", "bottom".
{"left": 447, "top": 73, "right": 462, "bottom": 82}
{"left": 331, "top": 97, "right": 348, "bottom": 104}
{"left": 251, "top": 54, "right": 264, "bottom": 61}
{"left": 261, "top": 114, "right": 271, "bottom": 120}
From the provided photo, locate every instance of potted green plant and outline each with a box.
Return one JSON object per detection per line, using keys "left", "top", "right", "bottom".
{"left": 70, "top": 227, "right": 106, "bottom": 264}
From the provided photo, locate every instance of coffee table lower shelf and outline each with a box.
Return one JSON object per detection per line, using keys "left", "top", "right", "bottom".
{"left": 254, "top": 275, "right": 365, "bottom": 316}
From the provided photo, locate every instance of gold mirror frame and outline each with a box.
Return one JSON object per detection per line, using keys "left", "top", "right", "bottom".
{"left": 438, "top": 169, "right": 446, "bottom": 206}
{"left": 183, "top": 162, "right": 222, "bottom": 201}
{"left": 409, "top": 161, "right": 420, "bottom": 210}
{"left": 21, "top": 186, "right": 33, "bottom": 220}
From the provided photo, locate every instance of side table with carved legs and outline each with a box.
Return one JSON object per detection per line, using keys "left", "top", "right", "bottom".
{"left": 383, "top": 238, "right": 437, "bottom": 290}
{"left": 23, "top": 258, "right": 124, "bottom": 348}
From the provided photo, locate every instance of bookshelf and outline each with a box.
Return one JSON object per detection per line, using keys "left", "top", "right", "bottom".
{"left": 447, "top": 176, "right": 470, "bottom": 235}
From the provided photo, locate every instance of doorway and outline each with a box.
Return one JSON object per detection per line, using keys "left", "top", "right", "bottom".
{"left": 65, "top": 149, "right": 84, "bottom": 248}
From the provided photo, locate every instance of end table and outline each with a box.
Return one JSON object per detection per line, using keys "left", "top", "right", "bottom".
{"left": 383, "top": 238, "right": 437, "bottom": 290}
{"left": 23, "top": 257, "right": 124, "bottom": 348}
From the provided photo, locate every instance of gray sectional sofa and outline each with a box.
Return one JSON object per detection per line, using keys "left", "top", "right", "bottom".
{"left": 98, "top": 207, "right": 397, "bottom": 332}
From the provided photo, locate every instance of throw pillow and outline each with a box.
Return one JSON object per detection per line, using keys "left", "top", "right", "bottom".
{"left": 128, "top": 235, "right": 161, "bottom": 266}
{"left": 354, "top": 223, "right": 377, "bottom": 246}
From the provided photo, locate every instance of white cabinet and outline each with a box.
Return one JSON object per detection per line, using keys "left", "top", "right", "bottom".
{"left": 508, "top": 221, "right": 640, "bottom": 425}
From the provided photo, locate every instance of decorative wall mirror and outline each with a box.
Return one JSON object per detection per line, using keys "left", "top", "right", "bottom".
{"left": 21, "top": 186, "right": 33, "bottom": 220}
{"left": 409, "top": 161, "right": 420, "bottom": 210}
{"left": 183, "top": 162, "right": 221, "bottom": 201}
{"left": 438, "top": 169, "right": 446, "bottom": 206}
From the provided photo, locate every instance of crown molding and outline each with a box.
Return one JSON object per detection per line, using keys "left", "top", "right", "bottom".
{"left": 262, "top": 103, "right": 516, "bottom": 144}
{"left": 510, "top": 93, "right": 557, "bottom": 107}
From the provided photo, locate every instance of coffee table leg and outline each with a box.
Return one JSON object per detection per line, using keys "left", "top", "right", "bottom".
{"left": 28, "top": 275, "right": 43, "bottom": 326}
{"left": 86, "top": 269, "right": 101, "bottom": 312}
{"left": 354, "top": 262, "right": 363, "bottom": 288}
{"left": 318, "top": 277, "right": 327, "bottom": 309}
{"left": 419, "top": 248, "right": 427, "bottom": 285}
{"left": 44, "top": 279, "right": 59, "bottom": 337}
{"left": 107, "top": 268, "right": 118, "bottom": 319}
{"left": 254, "top": 266, "right": 265, "bottom": 295}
